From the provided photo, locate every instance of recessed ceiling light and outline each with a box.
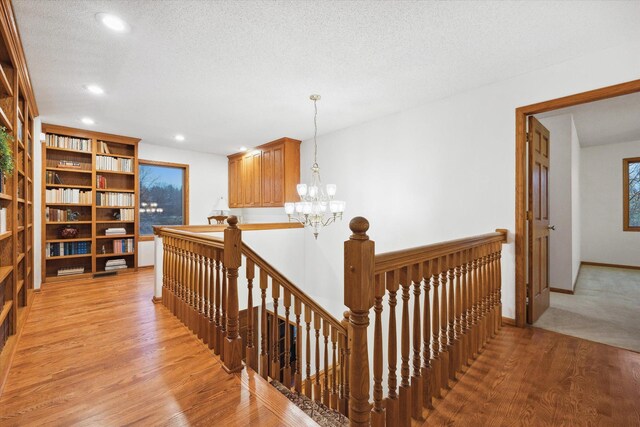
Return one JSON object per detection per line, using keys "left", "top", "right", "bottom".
{"left": 84, "top": 84, "right": 104, "bottom": 95}
{"left": 96, "top": 13, "right": 130, "bottom": 33}
{"left": 239, "top": 146, "right": 247, "bottom": 152}
{"left": 81, "top": 117, "right": 95, "bottom": 125}
{"left": 175, "top": 134, "right": 185, "bottom": 142}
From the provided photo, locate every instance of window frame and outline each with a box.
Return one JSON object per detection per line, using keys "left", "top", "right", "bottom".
{"left": 623, "top": 157, "right": 640, "bottom": 232}
{"left": 138, "top": 159, "right": 189, "bottom": 241}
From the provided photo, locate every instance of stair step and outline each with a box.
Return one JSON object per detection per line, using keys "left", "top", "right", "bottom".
{"left": 270, "top": 380, "right": 348, "bottom": 426}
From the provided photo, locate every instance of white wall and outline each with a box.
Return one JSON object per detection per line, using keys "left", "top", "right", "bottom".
{"left": 570, "top": 118, "right": 581, "bottom": 284}
{"left": 33, "top": 118, "right": 42, "bottom": 289}
{"left": 300, "top": 40, "right": 640, "bottom": 318}
{"left": 581, "top": 139, "right": 640, "bottom": 267}
{"left": 137, "top": 142, "right": 228, "bottom": 266}
{"left": 539, "top": 115, "right": 573, "bottom": 291}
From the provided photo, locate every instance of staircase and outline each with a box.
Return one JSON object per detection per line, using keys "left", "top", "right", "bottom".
{"left": 154, "top": 216, "right": 508, "bottom": 426}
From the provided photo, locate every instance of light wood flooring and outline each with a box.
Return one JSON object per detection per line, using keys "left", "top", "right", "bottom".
{"left": 0, "top": 270, "right": 314, "bottom": 426}
{"left": 423, "top": 325, "right": 640, "bottom": 426}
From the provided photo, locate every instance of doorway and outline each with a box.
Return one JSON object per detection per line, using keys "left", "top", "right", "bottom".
{"left": 514, "top": 79, "right": 640, "bottom": 327}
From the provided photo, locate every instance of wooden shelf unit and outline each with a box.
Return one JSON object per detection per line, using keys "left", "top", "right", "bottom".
{"left": 0, "top": 0, "right": 39, "bottom": 376}
{"left": 41, "top": 124, "right": 140, "bottom": 283}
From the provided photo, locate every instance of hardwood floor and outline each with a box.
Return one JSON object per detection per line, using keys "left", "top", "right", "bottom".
{"left": 0, "top": 270, "right": 315, "bottom": 426}
{"left": 422, "top": 325, "right": 640, "bottom": 426}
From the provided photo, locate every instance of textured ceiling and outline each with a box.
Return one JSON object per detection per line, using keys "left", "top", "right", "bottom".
{"left": 13, "top": 0, "right": 640, "bottom": 155}
{"left": 537, "top": 92, "right": 640, "bottom": 147}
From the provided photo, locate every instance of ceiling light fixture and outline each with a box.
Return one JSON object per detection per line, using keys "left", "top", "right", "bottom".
{"left": 285, "top": 94, "right": 345, "bottom": 239}
{"left": 96, "top": 13, "right": 130, "bottom": 33}
{"left": 239, "top": 146, "right": 247, "bottom": 152}
{"left": 85, "top": 84, "right": 104, "bottom": 95}
{"left": 175, "top": 134, "right": 185, "bottom": 142}
{"left": 81, "top": 117, "right": 95, "bottom": 125}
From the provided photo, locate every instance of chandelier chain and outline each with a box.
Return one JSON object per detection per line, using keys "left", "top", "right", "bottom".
{"left": 313, "top": 97, "right": 318, "bottom": 167}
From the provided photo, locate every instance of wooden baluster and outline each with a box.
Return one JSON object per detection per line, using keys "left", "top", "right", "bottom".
{"left": 323, "top": 319, "right": 330, "bottom": 406}
{"left": 283, "top": 289, "right": 292, "bottom": 387}
{"left": 488, "top": 246, "right": 497, "bottom": 338}
{"left": 222, "top": 216, "right": 243, "bottom": 373}
{"left": 165, "top": 239, "right": 173, "bottom": 312}
{"left": 386, "top": 269, "right": 399, "bottom": 426}
{"left": 179, "top": 242, "right": 186, "bottom": 324}
{"left": 411, "top": 263, "right": 424, "bottom": 421}
{"left": 446, "top": 255, "right": 457, "bottom": 381}
{"left": 246, "top": 259, "right": 256, "bottom": 370}
{"left": 339, "top": 312, "right": 350, "bottom": 416}
{"left": 294, "top": 296, "right": 303, "bottom": 393}
{"left": 314, "top": 312, "right": 321, "bottom": 403}
{"left": 271, "top": 280, "right": 281, "bottom": 379}
{"left": 214, "top": 250, "right": 222, "bottom": 355}
{"left": 305, "top": 305, "right": 312, "bottom": 397}
{"left": 344, "top": 217, "right": 375, "bottom": 427}
{"left": 260, "top": 269, "right": 269, "bottom": 379}
{"left": 186, "top": 244, "right": 194, "bottom": 331}
{"left": 480, "top": 245, "right": 489, "bottom": 349}
{"left": 399, "top": 266, "right": 412, "bottom": 427}
{"left": 472, "top": 249, "right": 480, "bottom": 357}
{"left": 162, "top": 237, "right": 168, "bottom": 307}
{"left": 220, "top": 260, "right": 228, "bottom": 361}
{"left": 193, "top": 247, "right": 201, "bottom": 338}
{"left": 460, "top": 249, "right": 470, "bottom": 366}
{"left": 421, "top": 260, "right": 433, "bottom": 409}
{"left": 208, "top": 253, "right": 215, "bottom": 349}
{"left": 174, "top": 242, "right": 181, "bottom": 320}
{"left": 171, "top": 238, "right": 178, "bottom": 316}
{"left": 371, "top": 274, "right": 385, "bottom": 427}
{"left": 199, "top": 251, "right": 207, "bottom": 343}
{"left": 331, "top": 327, "right": 338, "bottom": 410}
{"left": 496, "top": 236, "right": 504, "bottom": 331}
{"left": 452, "top": 252, "right": 462, "bottom": 377}
{"left": 439, "top": 258, "right": 450, "bottom": 390}
{"left": 431, "top": 258, "right": 441, "bottom": 398}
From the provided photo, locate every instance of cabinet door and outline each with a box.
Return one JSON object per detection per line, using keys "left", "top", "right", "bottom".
{"left": 228, "top": 157, "right": 243, "bottom": 208}
{"left": 242, "top": 151, "right": 262, "bottom": 207}
{"left": 261, "top": 143, "right": 285, "bottom": 206}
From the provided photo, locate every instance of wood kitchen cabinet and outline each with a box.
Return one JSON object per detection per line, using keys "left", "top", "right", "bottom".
{"left": 228, "top": 137, "right": 300, "bottom": 208}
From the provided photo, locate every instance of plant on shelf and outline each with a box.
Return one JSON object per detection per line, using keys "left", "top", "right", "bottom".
{"left": 0, "top": 126, "right": 14, "bottom": 193}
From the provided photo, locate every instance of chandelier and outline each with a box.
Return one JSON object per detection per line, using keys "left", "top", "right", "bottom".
{"left": 285, "top": 94, "right": 345, "bottom": 239}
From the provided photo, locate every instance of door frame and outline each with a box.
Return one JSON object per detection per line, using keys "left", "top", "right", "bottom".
{"left": 514, "top": 78, "right": 640, "bottom": 327}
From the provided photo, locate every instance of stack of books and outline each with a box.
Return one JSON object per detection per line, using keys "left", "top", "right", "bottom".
{"left": 105, "top": 259, "right": 127, "bottom": 271}
{"left": 57, "top": 266, "right": 85, "bottom": 276}
{"left": 105, "top": 227, "right": 126, "bottom": 235}
{"left": 57, "top": 160, "right": 82, "bottom": 169}
{"left": 45, "top": 171, "right": 64, "bottom": 184}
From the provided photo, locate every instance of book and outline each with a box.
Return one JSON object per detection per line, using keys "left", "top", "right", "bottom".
{"left": 57, "top": 266, "right": 85, "bottom": 276}
{"left": 0, "top": 208, "right": 6, "bottom": 233}
{"left": 105, "top": 228, "right": 127, "bottom": 235}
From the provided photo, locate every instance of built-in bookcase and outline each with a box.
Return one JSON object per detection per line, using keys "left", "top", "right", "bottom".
{"left": 41, "top": 124, "right": 140, "bottom": 283}
{"left": 0, "top": 0, "right": 38, "bottom": 369}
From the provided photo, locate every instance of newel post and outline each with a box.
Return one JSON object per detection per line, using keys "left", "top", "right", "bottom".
{"left": 223, "top": 216, "right": 244, "bottom": 373}
{"left": 344, "top": 217, "right": 375, "bottom": 426}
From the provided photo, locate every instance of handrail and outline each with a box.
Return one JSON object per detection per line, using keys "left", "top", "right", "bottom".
{"left": 154, "top": 222, "right": 303, "bottom": 235}
{"left": 374, "top": 229, "right": 508, "bottom": 274}
{"left": 241, "top": 242, "right": 346, "bottom": 335}
{"left": 156, "top": 227, "right": 225, "bottom": 248}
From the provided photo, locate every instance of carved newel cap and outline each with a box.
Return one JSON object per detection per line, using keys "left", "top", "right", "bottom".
{"left": 349, "top": 217, "right": 369, "bottom": 240}
{"left": 227, "top": 215, "right": 239, "bottom": 228}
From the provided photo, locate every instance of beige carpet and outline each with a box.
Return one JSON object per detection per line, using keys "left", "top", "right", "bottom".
{"left": 533, "top": 265, "right": 640, "bottom": 352}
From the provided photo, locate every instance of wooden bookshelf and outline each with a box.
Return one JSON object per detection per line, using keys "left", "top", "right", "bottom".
{"left": 0, "top": 0, "right": 38, "bottom": 383}
{"left": 41, "top": 124, "right": 140, "bottom": 283}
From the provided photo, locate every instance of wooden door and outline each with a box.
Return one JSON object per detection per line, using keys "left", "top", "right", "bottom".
{"left": 527, "top": 117, "right": 551, "bottom": 323}
{"left": 242, "top": 151, "right": 262, "bottom": 207}
{"left": 261, "top": 143, "right": 285, "bottom": 206}
{"left": 228, "top": 156, "right": 243, "bottom": 208}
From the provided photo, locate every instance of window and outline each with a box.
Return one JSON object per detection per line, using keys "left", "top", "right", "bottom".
{"left": 139, "top": 160, "right": 189, "bottom": 239}
{"left": 624, "top": 157, "right": 640, "bottom": 231}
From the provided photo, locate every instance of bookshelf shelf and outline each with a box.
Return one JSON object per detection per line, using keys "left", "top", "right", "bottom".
{"left": 0, "top": 231, "right": 10, "bottom": 241}
{"left": 0, "top": 193, "right": 12, "bottom": 201}
{"left": 42, "top": 124, "right": 140, "bottom": 284}
{"left": 0, "top": 106, "right": 12, "bottom": 131}
{"left": 0, "top": 301, "right": 12, "bottom": 328}
{"left": 0, "top": 265, "right": 12, "bottom": 283}
{"left": 0, "top": 63, "right": 13, "bottom": 97}
{"left": 16, "top": 279, "right": 23, "bottom": 294}
{"left": 17, "top": 253, "right": 24, "bottom": 263}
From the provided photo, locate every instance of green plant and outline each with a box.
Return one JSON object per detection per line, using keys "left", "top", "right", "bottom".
{"left": 0, "top": 126, "right": 14, "bottom": 175}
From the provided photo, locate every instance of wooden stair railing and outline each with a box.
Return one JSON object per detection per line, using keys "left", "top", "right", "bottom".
{"left": 157, "top": 216, "right": 350, "bottom": 415}
{"left": 344, "top": 217, "right": 508, "bottom": 427}
{"left": 158, "top": 216, "right": 508, "bottom": 426}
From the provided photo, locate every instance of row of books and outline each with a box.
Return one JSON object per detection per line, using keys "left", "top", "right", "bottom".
{"left": 118, "top": 208, "right": 135, "bottom": 221}
{"left": 45, "top": 171, "right": 64, "bottom": 184}
{"left": 96, "top": 156, "right": 133, "bottom": 173}
{"left": 97, "top": 141, "right": 112, "bottom": 154}
{"left": 0, "top": 208, "right": 6, "bottom": 233}
{"left": 105, "top": 258, "right": 128, "bottom": 271}
{"left": 45, "top": 207, "right": 85, "bottom": 222}
{"left": 46, "top": 134, "right": 91, "bottom": 152}
{"left": 46, "top": 189, "right": 92, "bottom": 204}
{"left": 112, "top": 238, "right": 134, "bottom": 254}
{"left": 57, "top": 266, "right": 85, "bottom": 276}
{"left": 46, "top": 242, "right": 91, "bottom": 257}
{"left": 96, "top": 174, "right": 108, "bottom": 189}
{"left": 97, "top": 192, "right": 134, "bottom": 207}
